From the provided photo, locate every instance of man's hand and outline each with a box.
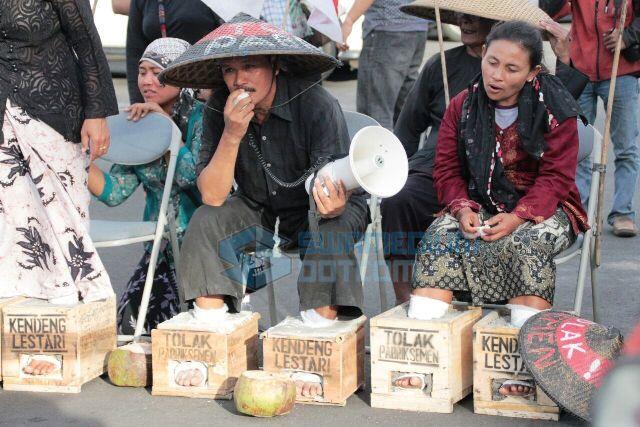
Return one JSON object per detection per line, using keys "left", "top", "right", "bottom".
{"left": 222, "top": 89, "right": 254, "bottom": 142}
{"left": 81, "top": 118, "right": 110, "bottom": 161}
{"left": 337, "top": 16, "right": 354, "bottom": 51}
{"left": 125, "top": 102, "right": 166, "bottom": 121}
{"left": 312, "top": 177, "right": 349, "bottom": 219}
{"left": 481, "top": 213, "right": 526, "bottom": 242}
{"left": 456, "top": 207, "right": 482, "bottom": 238}
{"left": 540, "top": 19, "right": 571, "bottom": 64}
{"left": 603, "top": 27, "right": 627, "bottom": 52}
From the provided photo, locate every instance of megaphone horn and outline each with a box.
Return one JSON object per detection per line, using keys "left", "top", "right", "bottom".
{"left": 305, "top": 126, "right": 408, "bottom": 198}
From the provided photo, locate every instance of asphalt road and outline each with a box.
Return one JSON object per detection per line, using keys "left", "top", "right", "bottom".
{"left": 1, "top": 42, "right": 638, "bottom": 426}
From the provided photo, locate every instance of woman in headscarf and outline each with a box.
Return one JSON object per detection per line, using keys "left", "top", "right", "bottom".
{"left": 402, "top": 21, "right": 589, "bottom": 396}
{"left": 89, "top": 38, "right": 204, "bottom": 334}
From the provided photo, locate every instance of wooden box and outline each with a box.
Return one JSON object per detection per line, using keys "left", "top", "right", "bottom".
{"left": 370, "top": 303, "right": 482, "bottom": 413}
{"left": 151, "top": 312, "right": 259, "bottom": 399}
{"left": 0, "top": 297, "right": 24, "bottom": 382}
{"left": 473, "top": 311, "right": 559, "bottom": 421}
{"left": 261, "top": 315, "right": 367, "bottom": 406}
{"left": 1, "top": 297, "right": 116, "bottom": 393}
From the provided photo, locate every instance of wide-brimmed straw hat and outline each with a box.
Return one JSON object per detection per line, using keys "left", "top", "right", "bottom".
{"left": 400, "top": 0, "right": 551, "bottom": 27}
{"left": 518, "top": 311, "right": 623, "bottom": 422}
{"left": 159, "top": 13, "right": 340, "bottom": 89}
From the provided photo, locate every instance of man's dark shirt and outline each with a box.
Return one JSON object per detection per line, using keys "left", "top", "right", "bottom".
{"left": 394, "top": 45, "right": 589, "bottom": 176}
{"left": 394, "top": 46, "right": 480, "bottom": 176}
{"left": 197, "top": 75, "right": 353, "bottom": 239}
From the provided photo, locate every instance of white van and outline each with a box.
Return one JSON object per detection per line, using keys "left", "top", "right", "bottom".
{"left": 94, "top": 1, "right": 128, "bottom": 75}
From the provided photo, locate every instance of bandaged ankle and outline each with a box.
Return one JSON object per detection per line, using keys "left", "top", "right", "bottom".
{"left": 241, "top": 294, "right": 253, "bottom": 312}
{"left": 192, "top": 302, "right": 228, "bottom": 323}
{"left": 48, "top": 293, "right": 80, "bottom": 305}
{"left": 506, "top": 304, "right": 543, "bottom": 328}
{"left": 407, "top": 295, "right": 450, "bottom": 320}
{"left": 300, "top": 309, "right": 337, "bottom": 328}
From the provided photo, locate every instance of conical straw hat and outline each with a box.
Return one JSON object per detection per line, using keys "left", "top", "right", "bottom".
{"left": 401, "top": 0, "right": 551, "bottom": 27}
{"left": 159, "top": 13, "right": 339, "bottom": 89}
{"left": 518, "top": 311, "right": 623, "bottom": 422}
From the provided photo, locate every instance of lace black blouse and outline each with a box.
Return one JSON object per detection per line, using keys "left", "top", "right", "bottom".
{"left": 0, "top": 0, "right": 118, "bottom": 143}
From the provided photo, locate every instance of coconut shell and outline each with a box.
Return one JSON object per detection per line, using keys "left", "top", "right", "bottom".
{"left": 234, "top": 371, "right": 296, "bottom": 417}
{"left": 107, "top": 342, "right": 152, "bottom": 387}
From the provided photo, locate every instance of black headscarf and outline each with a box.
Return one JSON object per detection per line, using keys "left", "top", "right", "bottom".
{"left": 458, "top": 72, "right": 583, "bottom": 213}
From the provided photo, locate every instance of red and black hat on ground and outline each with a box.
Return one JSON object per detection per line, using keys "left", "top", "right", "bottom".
{"left": 159, "top": 13, "right": 340, "bottom": 89}
{"left": 592, "top": 322, "right": 640, "bottom": 426}
{"left": 518, "top": 311, "right": 624, "bottom": 422}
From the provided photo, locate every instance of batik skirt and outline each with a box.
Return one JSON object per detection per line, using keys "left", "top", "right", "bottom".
{"left": 117, "top": 242, "right": 181, "bottom": 335}
{"left": 412, "top": 208, "right": 575, "bottom": 305}
{"left": 0, "top": 101, "right": 113, "bottom": 301}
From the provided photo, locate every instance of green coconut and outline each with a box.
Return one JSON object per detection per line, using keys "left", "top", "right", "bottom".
{"left": 107, "top": 342, "right": 152, "bottom": 387}
{"left": 234, "top": 371, "right": 296, "bottom": 417}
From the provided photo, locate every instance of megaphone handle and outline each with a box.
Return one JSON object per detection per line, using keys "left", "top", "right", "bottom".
{"left": 307, "top": 169, "right": 323, "bottom": 246}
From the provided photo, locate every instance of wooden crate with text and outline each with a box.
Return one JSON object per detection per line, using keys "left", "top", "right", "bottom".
{"left": 261, "top": 316, "right": 366, "bottom": 406}
{"left": 151, "top": 312, "right": 259, "bottom": 399}
{"left": 473, "top": 311, "right": 559, "bottom": 421}
{"left": 370, "top": 303, "right": 482, "bottom": 413}
{"left": 0, "top": 297, "right": 24, "bottom": 382}
{"left": 2, "top": 297, "right": 116, "bottom": 393}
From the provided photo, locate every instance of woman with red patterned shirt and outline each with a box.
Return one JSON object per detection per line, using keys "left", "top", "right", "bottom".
{"left": 396, "top": 21, "right": 589, "bottom": 396}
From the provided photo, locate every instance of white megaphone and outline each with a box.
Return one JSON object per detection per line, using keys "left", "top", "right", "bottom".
{"left": 305, "top": 126, "right": 409, "bottom": 198}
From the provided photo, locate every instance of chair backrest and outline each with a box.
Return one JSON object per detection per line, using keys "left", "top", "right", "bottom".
{"left": 104, "top": 111, "right": 180, "bottom": 165}
{"left": 577, "top": 120, "right": 597, "bottom": 163}
{"left": 343, "top": 110, "right": 381, "bottom": 139}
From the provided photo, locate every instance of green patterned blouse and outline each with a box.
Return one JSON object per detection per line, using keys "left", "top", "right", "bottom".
{"left": 97, "top": 90, "right": 204, "bottom": 239}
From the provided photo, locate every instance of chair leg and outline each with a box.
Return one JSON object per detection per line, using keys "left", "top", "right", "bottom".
{"left": 265, "top": 253, "right": 278, "bottom": 326}
{"left": 374, "top": 210, "right": 388, "bottom": 313}
{"left": 133, "top": 214, "right": 167, "bottom": 340}
{"left": 572, "top": 235, "right": 592, "bottom": 317}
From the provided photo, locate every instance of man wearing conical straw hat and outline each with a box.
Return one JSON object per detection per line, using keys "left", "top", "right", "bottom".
{"left": 158, "top": 13, "right": 369, "bottom": 398}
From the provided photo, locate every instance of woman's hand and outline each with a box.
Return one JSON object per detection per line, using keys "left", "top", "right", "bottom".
{"left": 222, "top": 89, "right": 254, "bottom": 143}
{"left": 124, "top": 102, "right": 166, "bottom": 121}
{"left": 540, "top": 19, "right": 571, "bottom": 64}
{"left": 81, "top": 118, "right": 110, "bottom": 161}
{"left": 481, "top": 213, "right": 526, "bottom": 242}
{"left": 456, "top": 207, "right": 482, "bottom": 238}
{"left": 313, "top": 178, "right": 349, "bottom": 219}
{"left": 337, "top": 16, "right": 354, "bottom": 51}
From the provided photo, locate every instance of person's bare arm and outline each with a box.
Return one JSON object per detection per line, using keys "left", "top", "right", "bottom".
{"left": 198, "top": 90, "right": 254, "bottom": 206}
{"left": 338, "top": 0, "right": 375, "bottom": 50}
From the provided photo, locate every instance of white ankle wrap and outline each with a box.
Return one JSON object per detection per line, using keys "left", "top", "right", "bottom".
{"left": 507, "top": 304, "right": 542, "bottom": 328}
{"left": 407, "top": 295, "right": 450, "bottom": 320}
{"left": 192, "top": 302, "right": 228, "bottom": 323}
{"left": 300, "top": 309, "right": 337, "bottom": 328}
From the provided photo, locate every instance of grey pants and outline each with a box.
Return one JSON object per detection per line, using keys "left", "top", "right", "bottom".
{"left": 178, "top": 196, "right": 368, "bottom": 315}
{"left": 357, "top": 30, "right": 428, "bottom": 130}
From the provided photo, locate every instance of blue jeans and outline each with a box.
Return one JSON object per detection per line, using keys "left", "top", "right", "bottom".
{"left": 357, "top": 30, "right": 428, "bottom": 130}
{"left": 577, "top": 76, "right": 640, "bottom": 224}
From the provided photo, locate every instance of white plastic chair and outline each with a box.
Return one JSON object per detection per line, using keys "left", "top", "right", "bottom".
{"left": 91, "top": 111, "right": 182, "bottom": 342}
{"left": 553, "top": 122, "right": 602, "bottom": 321}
